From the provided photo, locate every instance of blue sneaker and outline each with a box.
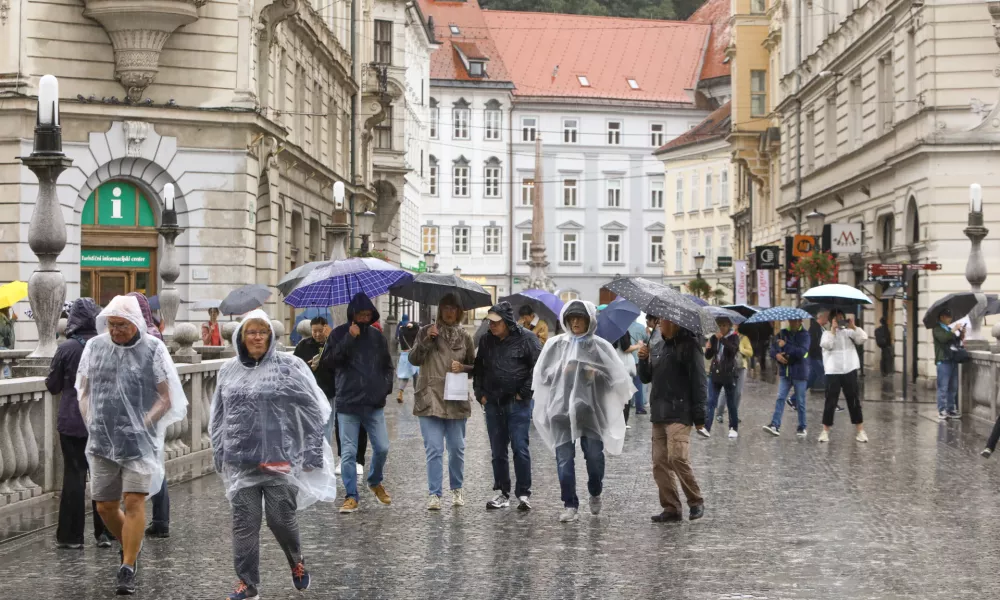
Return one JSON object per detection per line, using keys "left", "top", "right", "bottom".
{"left": 228, "top": 581, "right": 259, "bottom": 600}
{"left": 292, "top": 560, "right": 310, "bottom": 591}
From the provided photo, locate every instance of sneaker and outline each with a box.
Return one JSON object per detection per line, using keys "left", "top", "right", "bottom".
{"left": 727, "top": 428, "right": 738, "bottom": 439}
{"left": 947, "top": 410, "right": 961, "bottom": 420}
{"left": 427, "top": 495, "right": 442, "bottom": 511}
{"left": 357, "top": 463, "right": 365, "bottom": 476}
{"left": 818, "top": 429, "right": 830, "bottom": 443}
{"left": 695, "top": 427, "right": 710, "bottom": 439}
{"left": 763, "top": 424, "right": 780, "bottom": 437}
{"left": 339, "top": 497, "right": 359, "bottom": 513}
{"left": 625, "top": 424, "right": 632, "bottom": 429}
{"left": 836, "top": 405, "right": 845, "bottom": 412}
{"left": 635, "top": 409, "right": 647, "bottom": 415}
{"left": 856, "top": 430, "right": 869, "bottom": 443}
{"left": 716, "top": 414, "right": 724, "bottom": 423}
{"left": 397, "top": 390, "right": 404, "bottom": 403}
{"left": 334, "top": 459, "right": 342, "bottom": 476}
{"left": 796, "top": 427, "right": 807, "bottom": 439}
{"left": 516, "top": 496, "right": 532, "bottom": 511}
{"left": 228, "top": 580, "right": 259, "bottom": 600}
{"left": 786, "top": 397, "right": 795, "bottom": 408}
{"left": 689, "top": 504, "right": 705, "bottom": 521}
{"left": 589, "top": 495, "right": 602, "bottom": 515}
{"left": 56, "top": 541, "right": 84, "bottom": 549}
{"left": 451, "top": 488, "right": 465, "bottom": 507}
{"left": 486, "top": 492, "right": 510, "bottom": 509}
{"left": 144, "top": 523, "right": 169, "bottom": 539}
{"left": 559, "top": 508, "right": 579, "bottom": 523}
{"left": 938, "top": 411, "right": 949, "bottom": 421}
{"left": 651, "top": 511, "right": 682, "bottom": 523}
{"left": 982, "top": 448, "right": 994, "bottom": 458}
{"left": 291, "top": 560, "right": 310, "bottom": 591}
{"left": 115, "top": 564, "right": 136, "bottom": 595}
{"left": 96, "top": 533, "right": 113, "bottom": 548}
{"left": 370, "top": 484, "right": 392, "bottom": 505}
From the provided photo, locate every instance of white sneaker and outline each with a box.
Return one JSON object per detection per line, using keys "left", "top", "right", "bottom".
{"left": 516, "top": 496, "right": 532, "bottom": 511}
{"left": 559, "top": 508, "right": 579, "bottom": 523}
{"left": 451, "top": 488, "right": 465, "bottom": 507}
{"left": 695, "top": 427, "right": 711, "bottom": 439}
{"left": 486, "top": 492, "right": 510, "bottom": 510}
{"left": 818, "top": 429, "right": 829, "bottom": 443}
{"left": 626, "top": 424, "right": 632, "bottom": 429}
{"left": 589, "top": 495, "right": 602, "bottom": 515}
{"left": 856, "top": 430, "right": 869, "bottom": 443}
{"left": 356, "top": 463, "right": 365, "bottom": 476}
{"left": 728, "top": 428, "right": 738, "bottom": 439}
{"left": 427, "top": 495, "right": 442, "bottom": 511}
{"left": 334, "top": 460, "right": 342, "bottom": 476}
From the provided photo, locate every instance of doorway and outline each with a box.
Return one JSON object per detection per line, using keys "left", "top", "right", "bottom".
{"left": 82, "top": 269, "right": 156, "bottom": 307}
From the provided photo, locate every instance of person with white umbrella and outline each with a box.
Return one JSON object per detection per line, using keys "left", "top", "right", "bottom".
{"left": 818, "top": 309, "right": 869, "bottom": 443}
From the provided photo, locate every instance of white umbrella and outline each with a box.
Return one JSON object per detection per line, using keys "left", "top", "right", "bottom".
{"left": 802, "top": 284, "right": 872, "bottom": 306}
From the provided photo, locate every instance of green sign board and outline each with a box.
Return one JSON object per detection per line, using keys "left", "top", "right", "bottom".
{"left": 418, "top": 260, "right": 427, "bottom": 273}
{"left": 717, "top": 256, "right": 733, "bottom": 268}
{"left": 81, "top": 249, "right": 151, "bottom": 269}
{"left": 513, "top": 277, "right": 520, "bottom": 284}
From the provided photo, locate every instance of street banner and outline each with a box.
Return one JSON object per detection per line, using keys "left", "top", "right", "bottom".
{"left": 831, "top": 222, "right": 863, "bottom": 254}
{"left": 792, "top": 235, "right": 817, "bottom": 258}
{"left": 757, "top": 269, "right": 771, "bottom": 308}
{"left": 785, "top": 270, "right": 801, "bottom": 294}
{"left": 735, "top": 261, "right": 748, "bottom": 305}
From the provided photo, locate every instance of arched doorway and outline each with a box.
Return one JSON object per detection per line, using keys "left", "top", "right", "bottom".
{"left": 80, "top": 181, "right": 159, "bottom": 306}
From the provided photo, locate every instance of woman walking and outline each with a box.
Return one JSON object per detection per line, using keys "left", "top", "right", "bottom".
{"left": 612, "top": 331, "right": 638, "bottom": 429}
{"left": 396, "top": 314, "right": 420, "bottom": 403}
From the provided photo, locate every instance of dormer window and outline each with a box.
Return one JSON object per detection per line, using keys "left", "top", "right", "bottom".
{"left": 627, "top": 78, "right": 639, "bottom": 90}
{"left": 577, "top": 75, "right": 590, "bottom": 87}
{"left": 469, "top": 61, "right": 485, "bottom": 77}
{"left": 450, "top": 25, "right": 460, "bottom": 35}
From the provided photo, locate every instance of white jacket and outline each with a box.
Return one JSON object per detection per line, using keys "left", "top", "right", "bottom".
{"left": 820, "top": 326, "right": 868, "bottom": 375}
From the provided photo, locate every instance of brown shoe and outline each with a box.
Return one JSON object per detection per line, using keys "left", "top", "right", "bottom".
{"left": 397, "top": 390, "right": 404, "bottom": 403}
{"left": 339, "top": 498, "right": 359, "bottom": 513}
{"left": 370, "top": 484, "right": 392, "bottom": 505}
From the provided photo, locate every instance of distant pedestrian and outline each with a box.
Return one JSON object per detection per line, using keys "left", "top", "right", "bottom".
{"left": 1, "top": 306, "right": 17, "bottom": 377}
{"left": 628, "top": 320, "right": 649, "bottom": 414}
{"left": 293, "top": 316, "right": 335, "bottom": 439}
{"left": 705, "top": 317, "right": 740, "bottom": 439}
{"left": 875, "top": 317, "right": 894, "bottom": 377}
{"left": 612, "top": 330, "right": 639, "bottom": 428}
{"left": 638, "top": 317, "right": 708, "bottom": 523}
{"left": 715, "top": 324, "right": 752, "bottom": 424}
{"left": 763, "top": 318, "right": 810, "bottom": 438}
{"left": 396, "top": 313, "right": 420, "bottom": 403}
{"left": 982, "top": 414, "right": 1000, "bottom": 458}
{"left": 518, "top": 304, "right": 550, "bottom": 345}
{"left": 933, "top": 308, "right": 965, "bottom": 420}
{"left": 201, "top": 307, "right": 223, "bottom": 346}
{"left": 807, "top": 311, "right": 828, "bottom": 392}
{"left": 817, "top": 310, "right": 869, "bottom": 443}
{"left": 474, "top": 301, "right": 541, "bottom": 511}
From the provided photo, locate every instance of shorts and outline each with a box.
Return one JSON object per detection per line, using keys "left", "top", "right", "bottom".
{"left": 89, "top": 455, "right": 152, "bottom": 501}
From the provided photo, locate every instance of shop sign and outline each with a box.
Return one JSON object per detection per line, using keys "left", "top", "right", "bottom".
{"left": 81, "top": 249, "right": 151, "bottom": 268}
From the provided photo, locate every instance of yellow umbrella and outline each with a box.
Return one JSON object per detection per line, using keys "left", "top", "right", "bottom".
{"left": 0, "top": 281, "right": 28, "bottom": 309}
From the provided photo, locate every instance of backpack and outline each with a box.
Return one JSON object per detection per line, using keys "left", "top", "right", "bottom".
{"left": 875, "top": 327, "right": 889, "bottom": 349}
{"left": 710, "top": 335, "right": 738, "bottom": 384}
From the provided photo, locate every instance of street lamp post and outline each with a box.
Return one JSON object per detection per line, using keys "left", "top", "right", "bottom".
{"left": 156, "top": 183, "right": 184, "bottom": 340}
{"left": 694, "top": 253, "right": 706, "bottom": 300}
{"left": 423, "top": 251, "right": 437, "bottom": 274}
{"left": 453, "top": 266, "right": 462, "bottom": 278}
{"left": 965, "top": 184, "right": 990, "bottom": 350}
{"left": 806, "top": 210, "right": 826, "bottom": 237}
{"left": 355, "top": 208, "right": 376, "bottom": 255}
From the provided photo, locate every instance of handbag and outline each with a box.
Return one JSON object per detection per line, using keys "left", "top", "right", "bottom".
{"left": 950, "top": 345, "right": 970, "bottom": 364}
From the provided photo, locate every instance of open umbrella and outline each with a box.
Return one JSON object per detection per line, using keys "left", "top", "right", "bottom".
{"left": 190, "top": 299, "right": 222, "bottom": 311}
{"left": 147, "top": 295, "right": 160, "bottom": 311}
{"left": 595, "top": 298, "right": 641, "bottom": 343}
{"left": 706, "top": 305, "right": 746, "bottom": 325}
{"left": 744, "top": 306, "right": 813, "bottom": 324}
{"left": 985, "top": 294, "right": 1000, "bottom": 316}
{"left": 220, "top": 284, "right": 272, "bottom": 316}
{"left": 0, "top": 281, "right": 28, "bottom": 309}
{"left": 277, "top": 261, "right": 329, "bottom": 297}
{"left": 721, "top": 304, "right": 759, "bottom": 319}
{"left": 802, "top": 283, "right": 872, "bottom": 307}
{"left": 684, "top": 294, "right": 709, "bottom": 307}
{"left": 605, "top": 277, "right": 717, "bottom": 337}
{"left": 284, "top": 257, "right": 413, "bottom": 308}
{"left": 498, "top": 289, "right": 564, "bottom": 330}
{"left": 923, "top": 292, "right": 982, "bottom": 329}
{"left": 389, "top": 272, "right": 493, "bottom": 310}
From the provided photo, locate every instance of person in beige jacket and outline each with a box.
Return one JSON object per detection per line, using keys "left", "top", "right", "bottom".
{"left": 408, "top": 293, "right": 477, "bottom": 510}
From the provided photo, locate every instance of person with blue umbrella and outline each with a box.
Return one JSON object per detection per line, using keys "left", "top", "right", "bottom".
{"left": 759, "top": 310, "right": 812, "bottom": 438}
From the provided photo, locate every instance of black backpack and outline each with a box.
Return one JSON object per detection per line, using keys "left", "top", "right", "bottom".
{"left": 709, "top": 335, "right": 738, "bottom": 384}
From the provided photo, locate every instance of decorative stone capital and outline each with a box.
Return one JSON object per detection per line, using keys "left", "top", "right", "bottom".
{"left": 124, "top": 121, "right": 148, "bottom": 157}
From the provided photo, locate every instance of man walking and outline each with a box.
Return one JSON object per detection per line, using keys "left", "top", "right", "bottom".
{"left": 627, "top": 320, "right": 649, "bottom": 414}
{"left": 518, "top": 305, "right": 550, "bottom": 346}
{"left": 763, "top": 318, "right": 810, "bottom": 438}
{"left": 293, "top": 317, "right": 336, "bottom": 440}
{"left": 474, "top": 301, "right": 541, "bottom": 511}
{"left": 875, "top": 317, "right": 894, "bottom": 377}
{"left": 818, "top": 310, "right": 869, "bottom": 443}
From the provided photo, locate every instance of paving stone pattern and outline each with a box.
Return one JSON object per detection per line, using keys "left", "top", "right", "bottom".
{"left": 1, "top": 378, "right": 999, "bottom": 599}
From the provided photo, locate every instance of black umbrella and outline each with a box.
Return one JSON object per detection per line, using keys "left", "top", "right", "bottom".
{"left": 277, "top": 261, "right": 328, "bottom": 297}
{"left": 220, "top": 284, "right": 272, "bottom": 316}
{"left": 721, "top": 304, "right": 760, "bottom": 319}
{"left": 389, "top": 272, "right": 493, "bottom": 310}
{"left": 922, "top": 292, "right": 981, "bottom": 329}
{"left": 984, "top": 294, "right": 1000, "bottom": 316}
{"left": 497, "top": 290, "right": 563, "bottom": 331}
{"left": 605, "top": 277, "right": 718, "bottom": 337}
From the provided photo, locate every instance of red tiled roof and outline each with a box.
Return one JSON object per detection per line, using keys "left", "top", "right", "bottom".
{"left": 687, "top": 0, "right": 731, "bottom": 82}
{"left": 481, "top": 10, "right": 709, "bottom": 104}
{"left": 655, "top": 101, "right": 731, "bottom": 153}
{"left": 417, "top": 0, "right": 513, "bottom": 84}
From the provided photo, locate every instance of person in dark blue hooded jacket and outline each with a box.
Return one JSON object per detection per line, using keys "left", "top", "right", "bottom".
{"left": 321, "top": 292, "right": 393, "bottom": 513}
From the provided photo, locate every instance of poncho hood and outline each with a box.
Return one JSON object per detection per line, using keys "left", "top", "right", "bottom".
{"left": 346, "top": 292, "right": 381, "bottom": 327}
{"left": 234, "top": 309, "right": 279, "bottom": 366}
{"left": 560, "top": 300, "right": 598, "bottom": 338}
{"left": 96, "top": 295, "right": 150, "bottom": 340}
{"left": 126, "top": 291, "right": 162, "bottom": 341}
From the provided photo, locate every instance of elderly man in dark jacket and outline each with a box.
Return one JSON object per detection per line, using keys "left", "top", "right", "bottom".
{"left": 322, "top": 292, "right": 393, "bottom": 514}
{"left": 47, "top": 298, "right": 112, "bottom": 549}
{"left": 473, "top": 301, "right": 541, "bottom": 511}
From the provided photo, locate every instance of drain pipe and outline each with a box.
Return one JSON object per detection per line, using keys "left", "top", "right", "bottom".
{"left": 349, "top": 0, "right": 357, "bottom": 252}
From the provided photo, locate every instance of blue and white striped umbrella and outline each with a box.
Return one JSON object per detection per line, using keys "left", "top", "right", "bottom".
{"left": 284, "top": 258, "right": 414, "bottom": 308}
{"left": 744, "top": 306, "right": 813, "bottom": 324}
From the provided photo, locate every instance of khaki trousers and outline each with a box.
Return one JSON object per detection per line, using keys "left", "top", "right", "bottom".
{"left": 651, "top": 422, "right": 703, "bottom": 514}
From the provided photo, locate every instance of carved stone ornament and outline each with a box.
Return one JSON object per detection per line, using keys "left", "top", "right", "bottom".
{"left": 989, "top": 2, "right": 1000, "bottom": 50}
{"left": 124, "top": 120, "right": 148, "bottom": 157}
{"left": 1, "top": 0, "right": 10, "bottom": 26}
{"left": 259, "top": 0, "right": 300, "bottom": 44}
{"left": 83, "top": 0, "right": 204, "bottom": 101}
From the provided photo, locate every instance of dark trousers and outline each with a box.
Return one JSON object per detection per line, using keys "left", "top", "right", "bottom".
{"left": 986, "top": 414, "right": 1000, "bottom": 452}
{"left": 823, "top": 371, "right": 863, "bottom": 427}
{"left": 57, "top": 434, "right": 108, "bottom": 544}
{"left": 484, "top": 400, "right": 532, "bottom": 498}
{"left": 334, "top": 414, "right": 368, "bottom": 465}
{"left": 880, "top": 347, "right": 894, "bottom": 376}
{"left": 623, "top": 401, "right": 630, "bottom": 425}
{"left": 150, "top": 477, "right": 169, "bottom": 527}
{"left": 231, "top": 484, "right": 301, "bottom": 587}
{"left": 555, "top": 436, "right": 604, "bottom": 509}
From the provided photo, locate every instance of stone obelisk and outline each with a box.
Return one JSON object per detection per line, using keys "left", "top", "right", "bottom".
{"left": 526, "top": 135, "right": 555, "bottom": 292}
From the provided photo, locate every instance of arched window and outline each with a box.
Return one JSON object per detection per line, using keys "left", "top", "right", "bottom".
{"left": 82, "top": 181, "right": 156, "bottom": 228}
{"left": 558, "top": 290, "right": 580, "bottom": 303}
{"left": 905, "top": 195, "right": 920, "bottom": 245}
{"left": 879, "top": 213, "right": 895, "bottom": 252}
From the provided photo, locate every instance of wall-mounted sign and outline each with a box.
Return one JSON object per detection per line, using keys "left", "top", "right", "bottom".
{"left": 791, "top": 235, "right": 817, "bottom": 258}
{"left": 755, "top": 246, "right": 780, "bottom": 270}
{"left": 831, "top": 223, "right": 863, "bottom": 254}
{"left": 757, "top": 269, "right": 771, "bottom": 308}
{"left": 81, "top": 249, "right": 151, "bottom": 269}
{"left": 717, "top": 256, "right": 733, "bottom": 268}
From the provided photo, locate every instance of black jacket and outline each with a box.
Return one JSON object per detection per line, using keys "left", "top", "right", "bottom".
{"left": 809, "top": 321, "right": 824, "bottom": 360}
{"left": 321, "top": 293, "right": 393, "bottom": 414}
{"left": 473, "top": 301, "right": 542, "bottom": 404}
{"left": 638, "top": 330, "right": 707, "bottom": 427}
{"left": 46, "top": 298, "right": 101, "bottom": 439}
{"left": 293, "top": 337, "right": 335, "bottom": 398}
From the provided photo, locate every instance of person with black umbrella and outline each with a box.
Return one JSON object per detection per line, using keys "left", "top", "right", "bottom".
{"left": 933, "top": 308, "right": 965, "bottom": 420}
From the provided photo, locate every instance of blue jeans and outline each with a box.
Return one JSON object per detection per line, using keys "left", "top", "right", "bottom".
{"left": 706, "top": 379, "right": 738, "bottom": 432}
{"left": 632, "top": 373, "right": 645, "bottom": 412}
{"left": 418, "top": 416, "right": 467, "bottom": 497}
{"left": 936, "top": 361, "right": 959, "bottom": 413}
{"left": 150, "top": 478, "right": 169, "bottom": 527}
{"left": 484, "top": 401, "right": 532, "bottom": 498}
{"left": 807, "top": 357, "right": 825, "bottom": 390}
{"left": 771, "top": 377, "right": 808, "bottom": 431}
{"left": 338, "top": 409, "right": 390, "bottom": 500}
{"left": 555, "top": 436, "right": 604, "bottom": 509}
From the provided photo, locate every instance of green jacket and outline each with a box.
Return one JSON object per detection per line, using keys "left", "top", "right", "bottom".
{"left": 0, "top": 313, "right": 13, "bottom": 349}
{"left": 932, "top": 324, "right": 957, "bottom": 363}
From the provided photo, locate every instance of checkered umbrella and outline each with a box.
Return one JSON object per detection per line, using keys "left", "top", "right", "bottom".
{"left": 744, "top": 306, "right": 813, "bottom": 324}
{"left": 277, "top": 261, "right": 329, "bottom": 297}
{"left": 605, "top": 277, "right": 718, "bottom": 337}
{"left": 283, "top": 258, "right": 414, "bottom": 308}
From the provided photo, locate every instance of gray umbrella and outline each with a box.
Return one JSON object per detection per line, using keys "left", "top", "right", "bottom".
{"left": 389, "top": 272, "right": 493, "bottom": 310}
{"left": 190, "top": 299, "right": 222, "bottom": 311}
{"left": 220, "top": 284, "right": 272, "bottom": 316}
{"left": 277, "top": 261, "right": 328, "bottom": 297}
{"left": 605, "top": 277, "right": 718, "bottom": 337}
{"left": 922, "top": 292, "right": 981, "bottom": 329}
{"left": 706, "top": 305, "right": 746, "bottom": 325}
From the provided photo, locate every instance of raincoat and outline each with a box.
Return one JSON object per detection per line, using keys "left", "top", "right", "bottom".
{"left": 75, "top": 295, "right": 187, "bottom": 496}
{"left": 209, "top": 310, "right": 336, "bottom": 508}
{"left": 126, "top": 291, "right": 163, "bottom": 341}
{"left": 531, "top": 300, "right": 632, "bottom": 455}
{"left": 321, "top": 293, "right": 393, "bottom": 414}
{"left": 47, "top": 298, "right": 101, "bottom": 438}
{"left": 408, "top": 297, "right": 476, "bottom": 420}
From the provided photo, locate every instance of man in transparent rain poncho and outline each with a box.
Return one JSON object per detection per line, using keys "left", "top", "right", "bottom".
{"left": 532, "top": 300, "right": 633, "bottom": 523}
{"left": 210, "top": 310, "right": 337, "bottom": 600}
{"left": 76, "top": 295, "right": 188, "bottom": 595}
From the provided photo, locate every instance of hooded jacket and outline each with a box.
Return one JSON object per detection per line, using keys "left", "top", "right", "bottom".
{"left": 0, "top": 310, "right": 13, "bottom": 348}
{"left": 47, "top": 298, "right": 101, "bottom": 438}
{"left": 638, "top": 328, "right": 707, "bottom": 427}
{"left": 769, "top": 325, "right": 810, "bottom": 380}
{"left": 293, "top": 336, "right": 335, "bottom": 399}
{"left": 473, "top": 301, "right": 542, "bottom": 404}
{"left": 126, "top": 292, "right": 163, "bottom": 341}
{"left": 321, "top": 292, "right": 393, "bottom": 414}
{"left": 408, "top": 295, "right": 476, "bottom": 420}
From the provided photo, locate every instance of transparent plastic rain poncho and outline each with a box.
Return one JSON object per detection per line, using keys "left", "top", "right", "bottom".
{"left": 76, "top": 295, "right": 188, "bottom": 496}
{"left": 531, "top": 300, "right": 634, "bottom": 456}
{"left": 209, "top": 310, "right": 336, "bottom": 509}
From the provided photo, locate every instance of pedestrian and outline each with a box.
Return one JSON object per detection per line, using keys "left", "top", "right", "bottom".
{"left": 201, "top": 307, "right": 223, "bottom": 346}
{"left": 1, "top": 306, "right": 17, "bottom": 377}
{"left": 807, "top": 311, "right": 828, "bottom": 392}
{"left": 628, "top": 319, "right": 649, "bottom": 414}
{"left": 875, "top": 317, "right": 894, "bottom": 377}
{"left": 473, "top": 301, "right": 541, "bottom": 511}
{"left": 76, "top": 295, "right": 187, "bottom": 595}
{"left": 715, "top": 324, "right": 752, "bottom": 424}
{"left": 47, "top": 298, "right": 113, "bottom": 550}
{"left": 407, "top": 294, "right": 476, "bottom": 510}
{"left": 817, "top": 310, "right": 869, "bottom": 443}
{"left": 321, "top": 292, "right": 393, "bottom": 513}
{"left": 518, "top": 304, "right": 550, "bottom": 345}
{"left": 933, "top": 308, "right": 965, "bottom": 420}
{"left": 396, "top": 313, "right": 420, "bottom": 403}
{"left": 705, "top": 317, "right": 740, "bottom": 439}
{"left": 763, "top": 318, "right": 810, "bottom": 438}
{"left": 293, "top": 316, "right": 335, "bottom": 440}
{"left": 638, "top": 317, "right": 708, "bottom": 523}
{"left": 612, "top": 330, "right": 638, "bottom": 429}
{"left": 210, "top": 310, "right": 335, "bottom": 600}
{"left": 982, "top": 414, "right": 1000, "bottom": 458}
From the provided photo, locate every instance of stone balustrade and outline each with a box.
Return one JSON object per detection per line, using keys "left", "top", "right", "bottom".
{"left": 961, "top": 350, "right": 1000, "bottom": 424}
{"left": 0, "top": 350, "right": 32, "bottom": 380}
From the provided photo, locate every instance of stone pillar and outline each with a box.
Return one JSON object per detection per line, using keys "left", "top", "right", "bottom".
{"left": 172, "top": 322, "right": 201, "bottom": 363}
{"left": 964, "top": 188, "right": 990, "bottom": 351}
{"left": 326, "top": 210, "right": 352, "bottom": 327}
{"left": 157, "top": 225, "right": 183, "bottom": 340}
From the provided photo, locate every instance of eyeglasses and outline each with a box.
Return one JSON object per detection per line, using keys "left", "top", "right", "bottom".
{"left": 107, "top": 322, "right": 133, "bottom": 332}
{"left": 244, "top": 330, "right": 270, "bottom": 339}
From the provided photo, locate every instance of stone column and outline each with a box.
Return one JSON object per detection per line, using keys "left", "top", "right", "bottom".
{"left": 965, "top": 186, "right": 990, "bottom": 351}
{"left": 157, "top": 224, "right": 183, "bottom": 340}
{"left": 326, "top": 210, "right": 352, "bottom": 327}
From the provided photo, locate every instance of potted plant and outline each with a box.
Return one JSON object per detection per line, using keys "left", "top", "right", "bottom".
{"left": 687, "top": 277, "right": 712, "bottom": 299}
{"left": 791, "top": 250, "right": 840, "bottom": 287}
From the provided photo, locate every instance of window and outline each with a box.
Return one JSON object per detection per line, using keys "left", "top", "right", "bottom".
{"left": 689, "top": 233, "right": 699, "bottom": 271}
{"left": 690, "top": 172, "right": 699, "bottom": 211}
{"left": 605, "top": 234, "right": 622, "bottom": 263}
{"left": 675, "top": 175, "right": 684, "bottom": 213}
{"left": 485, "top": 109, "right": 502, "bottom": 140}
{"left": 561, "top": 233, "right": 578, "bottom": 262}
{"left": 449, "top": 24, "right": 460, "bottom": 35}
{"left": 429, "top": 106, "right": 439, "bottom": 139}
{"left": 607, "top": 121, "right": 622, "bottom": 145}
{"left": 469, "top": 61, "right": 485, "bottom": 77}
{"left": 453, "top": 226, "right": 470, "bottom": 254}
{"left": 421, "top": 226, "right": 438, "bottom": 254}
{"left": 484, "top": 227, "right": 501, "bottom": 254}
{"left": 484, "top": 165, "right": 501, "bottom": 198}
{"left": 559, "top": 290, "right": 580, "bottom": 303}
{"left": 453, "top": 107, "right": 470, "bottom": 140}
{"left": 521, "top": 178, "right": 535, "bottom": 206}
{"left": 374, "top": 20, "right": 392, "bottom": 65}
{"left": 906, "top": 29, "right": 917, "bottom": 117}
{"left": 577, "top": 75, "right": 590, "bottom": 87}
{"left": 520, "top": 232, "right": 532, "bottom": 261}
{"left": 719, "top": 232, "right": 730, "bottom": 264}
{"left": 374, "top": 106, "right": 392, "bottom": 150}
{"left": 563, "top": 179, "right": 578, "bottom": 207}
{"left": 878, "top": 52, "right": 894, "bottom": 133}
{"left": 704, "top": 233, "right": 714, "bottom": 271}
{"left": 704, "top": 170, "right": 713, "bottom": 207}
{"left": 453, "top": 164, "right": 469, "bottom": 197}
{"left": 650, "top": 123, "right": 665, "bottom": 147}
{"left": 849, "top": 75, "right": 862, "bottom": 148}
{"left": 804, "top": 110, "right": 815, "bottom": 170}
{"left": 674, "top": 238, "right": 683, "bottom": 272}
{"left": 751, "top": 0, "right": 765, "bottom": 13}
{"left": 825, "top": 96, "right": 837, "bottom": 163}
{"left": 563, "top": 119, "right": 578, "bottom": 143}
{"left": 720, "top": 169, "right": 729, "bottom": 207}
{"left": 650, "top": 180, "right": 664, "bottom": 209}
{"left": 428, "top": 160, "right": 438, "bottom": 196}
{"left": 751, "top": 70, "right": 767, "bottom": 117}
{"left": 521, "top": 117, "right": 537, "bottom": 142}
{"left": 650, "top": 235, "right": 664, "bottom": 264}
{"left": 606, "top": 179, "right": 622, "bottom": 208}
{"left": 627, "top": 78, "right": 640, "bottom": 90}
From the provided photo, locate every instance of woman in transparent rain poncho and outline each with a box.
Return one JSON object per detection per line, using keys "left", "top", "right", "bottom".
{"left": 75, "top": 295, "right": 187, "bottom": 595}
{"left": 532, "top": 300, "right": 633, "bottom": 523}
{"left": 210, "top": 309, "right": 337, "bottom": 600}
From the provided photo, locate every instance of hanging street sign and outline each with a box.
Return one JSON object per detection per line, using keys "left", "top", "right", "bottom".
{"left": 717, "top": 256, "right": 733, "bottom": 268}
{"left": 755, "top": 246, "right": 781, "bottom": 270}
